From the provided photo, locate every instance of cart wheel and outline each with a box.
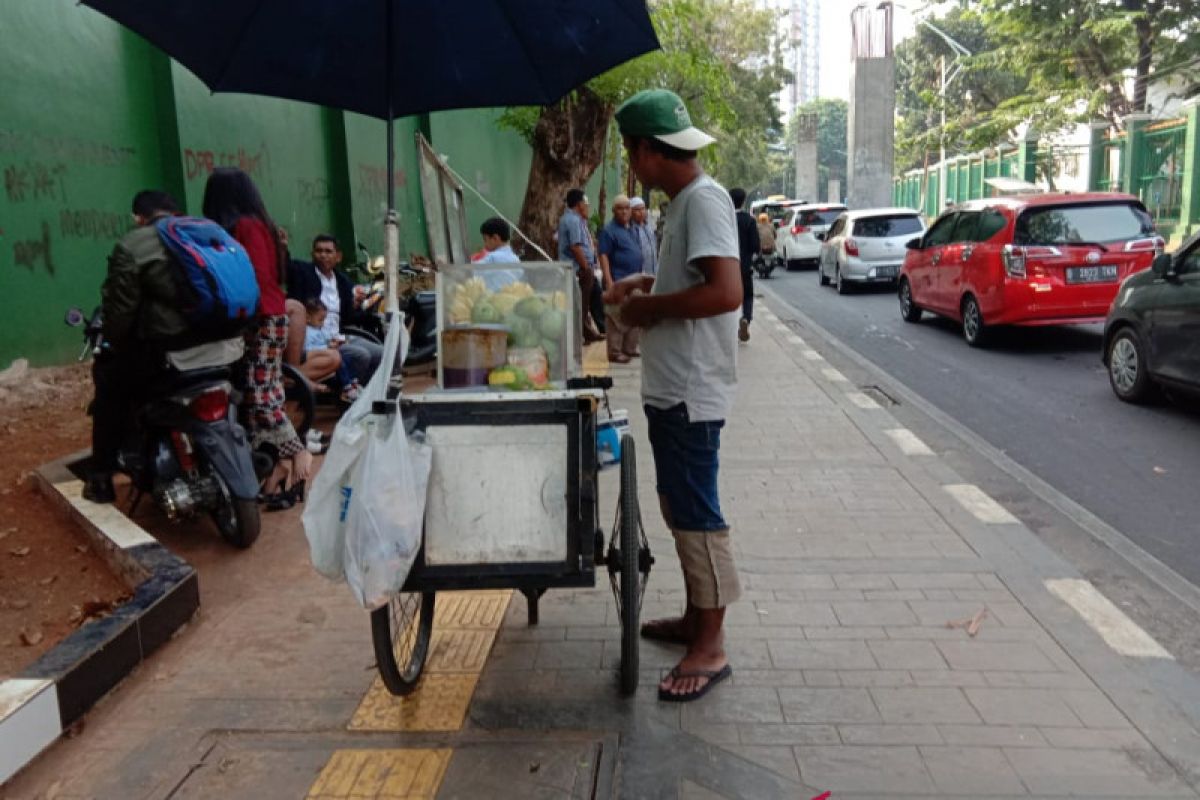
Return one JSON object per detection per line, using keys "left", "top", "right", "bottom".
{"left": 371, "top": 591, "right": 435, "bottom": 696}
{"left": 618, "top": 435, "right": 641, "bottom": 696}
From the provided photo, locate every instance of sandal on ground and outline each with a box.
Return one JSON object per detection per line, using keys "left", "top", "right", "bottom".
{"left": 640, "top": 617, "right": 691, "bottom": 645}
{"left": 657, "top": 663, "right": 732, "bottom": 703}
{"left": 608, "top": 352, "right": 631, "bottom": 364}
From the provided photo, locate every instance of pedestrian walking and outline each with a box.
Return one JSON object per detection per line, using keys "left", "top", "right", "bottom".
{"left": 730, "top": 188, "right": 760, "bottom": 342}
{"left": 630, "top": 196, "right": 659, "bottom": 276}
{"left": 556, "top": 189, "right": 605, "bottom": 343}
{"left": 607, "top": 89, "right": 743, "bottom": 703}
{"left": 598, "top": 194, "right": 644, "bottom": 363}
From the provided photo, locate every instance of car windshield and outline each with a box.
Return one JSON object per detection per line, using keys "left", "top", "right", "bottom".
{"left": 800, "top": 209, "right": 845, "bottom": 227}
{"left": 1014, "top": 202, "right": 1154, "bottom": 246}
{"left": 854, "top": 215, "right": 923, "bottom": 238}
{"left": 767, "top": 204, "right": 798, "bottom": 223}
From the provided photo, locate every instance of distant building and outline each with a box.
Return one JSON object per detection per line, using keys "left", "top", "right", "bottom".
{"left": 757, "top": 0, "right": 821, "bottom": 118}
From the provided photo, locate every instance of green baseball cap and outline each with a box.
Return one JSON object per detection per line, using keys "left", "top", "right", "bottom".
{"left": 615, "top": 89, "right": 716, "bottom": 150}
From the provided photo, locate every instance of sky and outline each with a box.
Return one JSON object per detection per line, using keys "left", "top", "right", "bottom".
{"left": 819, "top": 0, "right": 917, "bottom": 101}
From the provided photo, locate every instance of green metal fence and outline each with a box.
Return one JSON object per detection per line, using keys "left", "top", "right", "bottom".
{"left": 1137, "top": 121, "right": 1187, "bottom": 236}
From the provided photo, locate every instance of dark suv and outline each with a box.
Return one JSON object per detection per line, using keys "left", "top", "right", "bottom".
{"left": 1103, "top": 231, "right": 1200, "bottom": 403}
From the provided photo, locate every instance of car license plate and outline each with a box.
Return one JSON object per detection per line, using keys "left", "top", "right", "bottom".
{"left": 1066, "top": 265, "right": 1118, "bottom": 284}
{"left": 875, "top": 266, "right": 896, "bottom": 278}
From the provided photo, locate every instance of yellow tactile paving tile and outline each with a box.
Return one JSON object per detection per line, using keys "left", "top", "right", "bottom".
{"left": 432, "top": 591, "right": 511, "bottom": 630}
{"left": 307, "top": 748, "right": 451, "bottom": 799}
{"left": 425, "top": 628, "right": 497, "bottom": 673}
{"left": 349, "top": 673, "right": 478, "bottom": 733}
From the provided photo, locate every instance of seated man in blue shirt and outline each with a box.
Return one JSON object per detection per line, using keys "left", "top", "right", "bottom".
{"left": 598, "top": 194, "right": 644, "bottom": 362}
{"left": 476, "top": 217, "right": 523, "bottom": 291}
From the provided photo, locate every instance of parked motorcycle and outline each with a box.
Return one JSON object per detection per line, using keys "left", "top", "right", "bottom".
{"left": 352, "top": 243, "right": 437, "bottom": 366}
{"left": 67, "top": 307, "right": 262, "bottom": 548}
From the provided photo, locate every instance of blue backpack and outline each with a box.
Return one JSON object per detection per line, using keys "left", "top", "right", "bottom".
{"left": 155, "top": 216, "right": 260, "bottom": 334}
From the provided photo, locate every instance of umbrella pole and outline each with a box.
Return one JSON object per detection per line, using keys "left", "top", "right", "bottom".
{"left": 383, "top": 0, "right": 398, "bottom": 317}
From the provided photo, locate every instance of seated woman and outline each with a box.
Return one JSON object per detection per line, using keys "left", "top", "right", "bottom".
{"left": 302, "top": 299, "right": 361, "bottom": 402}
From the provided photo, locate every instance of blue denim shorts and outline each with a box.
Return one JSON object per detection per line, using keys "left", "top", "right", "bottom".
{"left": 644, "top": 403, "right": 727, "bottom": 532}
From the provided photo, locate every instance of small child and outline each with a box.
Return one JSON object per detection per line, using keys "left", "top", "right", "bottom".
{"left": 303, "top": 299, "right": 361, "bottom": 402}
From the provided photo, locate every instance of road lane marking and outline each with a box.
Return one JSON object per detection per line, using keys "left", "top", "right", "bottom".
{"left": 1045, "top": 578, "right": 1174, "bottom": 660}
{"left": 786, "top": 334, "right": 805, "bottom": 346}
{"left": 943, "top": 484, "right": 1020, "bottom": 524}
{"left": 802, "top": 350, "right": 825, "bottom": 361}
{"left": 821, "top": 367, "right": 849, "bottom": 383}
{"left": 885, "top": 428, "right": 935, "bottom": 456}
{"left": 307, "top": 748, "right": 451, "bottom": 799}
{"left": 846, "top": 392, "right": 881, "bottom": 410}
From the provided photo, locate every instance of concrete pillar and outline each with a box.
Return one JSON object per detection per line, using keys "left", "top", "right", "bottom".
{"left": 828, "top": 178, "right": 842, "bottom": 204}
{"left": 1121, "top": 113, "right": 1152, "bottom": 201}
{"left": 847, "top": 55, "right": 896, "bottom": 209}
{"left": 1087, "top": 121, "right": 1111, "bottom": 192}
{"left": 795, "top": 112, "right": 819, "bottom": 202}
{"left": 1178, "top": 99, "right": 1200, "bottom": 239}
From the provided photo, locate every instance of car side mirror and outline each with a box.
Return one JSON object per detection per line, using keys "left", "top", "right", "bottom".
{"left": 815, "top": 232, "right": 827, "bottom": 242}
{"left": 1151, "top": 252, "right": 1173, "bottom": 278}
{"left": 905, "top": 238, "right": 922, "bottom": 250}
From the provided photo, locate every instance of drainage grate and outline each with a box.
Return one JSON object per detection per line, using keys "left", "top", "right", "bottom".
{"left": 861, "top": 384, "right": 900, "bottom": 407}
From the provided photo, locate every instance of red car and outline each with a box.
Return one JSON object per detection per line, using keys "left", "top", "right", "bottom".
{"left": 897, "top": 193, "right": 1162, "bottom": 346}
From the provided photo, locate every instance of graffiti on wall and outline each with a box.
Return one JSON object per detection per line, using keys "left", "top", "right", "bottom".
{"left": 183, "top": 142, "right": 273, "bottom": 185}
{"left": 12, "top": 221, "right": 54, "bottom": 275}
{"left": 60, "top": 208, "right": 131, "bottom": 241}
{"left": 298, "top": 177, "right": 330, "bottom": 207}
{"left": 0, "top": 129, "right": 137, "bottom": 168}
{"left": 357, "top": 163, "right": 406, "bottom": 202}
{"left": 4, "top": 162, "right": 69, "bottom": 204}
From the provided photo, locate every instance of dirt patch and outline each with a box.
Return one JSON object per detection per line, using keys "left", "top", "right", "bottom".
{"left": 0, "top": 362, "right": 128, "bottom": 676}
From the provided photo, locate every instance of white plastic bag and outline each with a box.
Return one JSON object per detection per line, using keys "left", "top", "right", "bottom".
{"left": 302, "top": 316, "right": 432, "bottom": 608}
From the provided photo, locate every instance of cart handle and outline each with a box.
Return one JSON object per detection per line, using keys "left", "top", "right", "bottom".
{"left": 567, "top": 376, "right": 613, "bottom": 391}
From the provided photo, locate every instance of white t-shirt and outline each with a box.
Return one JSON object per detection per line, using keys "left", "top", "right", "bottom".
{"left": 319, "top": 271, "right": 340, "bottom": 339}
{"left": 640, "top": 174, "right": 739, "bottom": 422}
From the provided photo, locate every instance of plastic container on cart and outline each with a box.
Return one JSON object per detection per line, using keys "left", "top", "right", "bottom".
{"left": 596, "top": 409, "right": 630, "bottom": 469}
{"left": 437, "top": 261, "right": 581, "bottom": 389}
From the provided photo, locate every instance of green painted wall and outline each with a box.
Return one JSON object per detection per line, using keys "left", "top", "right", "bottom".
{"left": 1, "top": 0, "right": 575, "bottom": 368}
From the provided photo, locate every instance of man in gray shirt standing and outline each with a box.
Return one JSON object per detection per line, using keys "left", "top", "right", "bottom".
{"left": 556, "top": 189, "right": 604, "bottom": 343}
{"left": 607, "top": 89, "right": 743, "bottom": 703}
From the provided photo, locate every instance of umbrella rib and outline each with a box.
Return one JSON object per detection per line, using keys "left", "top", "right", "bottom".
{"left": 493, "top": 1, "right": 555, "bottom": 102}
{"left": 208, "top": 0, "right": 271, "bottom": 92}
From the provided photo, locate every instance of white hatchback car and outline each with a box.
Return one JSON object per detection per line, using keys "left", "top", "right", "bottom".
{"left": 776, "top": 203, "right": 847, "bottom": 270}
{"left": 818, "top": 208, "right": 926, "bottom": 294}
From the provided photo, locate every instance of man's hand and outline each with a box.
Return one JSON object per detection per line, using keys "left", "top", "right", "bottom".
{"left": 608, "top": 274, "right": 655, "bottom": 306}
{"left": 619, "top": 291, "right": 657, "bottom": 328}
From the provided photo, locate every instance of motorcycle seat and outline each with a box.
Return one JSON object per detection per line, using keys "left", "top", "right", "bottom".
{"left": 167, "top": 366, "right": 232, "bottom": 390}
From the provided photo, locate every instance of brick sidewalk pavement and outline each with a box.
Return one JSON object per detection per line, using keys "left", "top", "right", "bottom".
{"left": 4, "top": 301, "right": 1200, "bottom": 799}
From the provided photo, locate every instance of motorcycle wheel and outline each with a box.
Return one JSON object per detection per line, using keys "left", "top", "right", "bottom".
{"left": 210, "top": 471, "right": 261, "bottom": 549}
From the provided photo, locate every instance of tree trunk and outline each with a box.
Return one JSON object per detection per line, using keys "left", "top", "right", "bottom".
{"left": 515, "top": 87, "right": 613, "bottom": 259}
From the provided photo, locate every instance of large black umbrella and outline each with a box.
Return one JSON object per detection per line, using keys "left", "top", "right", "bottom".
{"left": 82, "top": 0, "right": 660, "bottom": 297}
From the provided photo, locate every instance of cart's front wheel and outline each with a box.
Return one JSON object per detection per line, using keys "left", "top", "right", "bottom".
{"left": 371, "top": 591, "right": 435, "bottom": 696}
{"left": 618, "top": 435, "right": 645, "bottom": 696}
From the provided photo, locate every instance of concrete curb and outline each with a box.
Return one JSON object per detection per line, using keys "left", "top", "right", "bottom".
{"left": 0, "top": 451, "right": 198, "bottom": 783}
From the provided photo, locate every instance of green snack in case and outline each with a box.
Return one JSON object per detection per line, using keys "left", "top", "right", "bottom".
{"left": 538, "top": 308, "right": 565, "bottom": 339}
{"left": 541, "top": 336, "right": 561, "bottom": 365}
{"left": 515, "top": 295, "right": 548, "bottom": 319}
{"left": 507, "top": 316, "right": 538, "bottom": 348}
{"left": 471, "top": 298, "right": 500, "bottom": 324}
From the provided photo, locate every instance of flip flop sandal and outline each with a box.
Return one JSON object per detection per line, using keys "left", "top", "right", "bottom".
{"left": 639, "top": 619, "right": 690, "bottom": 644}
{"left": 657, "top": 663, "right": 732, "bottom": 703}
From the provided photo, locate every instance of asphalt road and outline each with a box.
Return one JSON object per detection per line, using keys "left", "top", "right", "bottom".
{"left": 764, "top": 268, "right": 1200, "bottom": 589}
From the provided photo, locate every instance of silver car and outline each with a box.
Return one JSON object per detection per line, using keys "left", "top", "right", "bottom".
{"left": 776, "top": 203, "right": 846, "bottom": 270}
{"left": 818, "top": 208, "right": 926, "bottom": 294}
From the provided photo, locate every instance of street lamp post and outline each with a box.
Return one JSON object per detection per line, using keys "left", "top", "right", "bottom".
{"left": 920, "top": 19, "right": 971, "bottom": 213}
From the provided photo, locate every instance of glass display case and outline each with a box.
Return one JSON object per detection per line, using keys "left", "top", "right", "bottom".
{"left": 436, "top": 261, "right": 581, "bottom": 390}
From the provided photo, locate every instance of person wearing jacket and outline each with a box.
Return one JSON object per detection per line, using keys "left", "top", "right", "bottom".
{"left": 285, "top": 235, "right": 383, "bottom": 384}
{"left": 86, "top": 190, "right": 198, "bottom": 503}
{"left": 203, "top": 168, "right": 310, "bottom": 505}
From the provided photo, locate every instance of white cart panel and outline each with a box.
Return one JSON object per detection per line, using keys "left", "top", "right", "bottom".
{"left": 424, "top": 424, "right": 569, "bottom": 565}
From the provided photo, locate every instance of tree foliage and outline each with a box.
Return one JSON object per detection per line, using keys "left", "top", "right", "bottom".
{"left": 895, "top": 1, "right": 1200, "bottom": 173}
{"left": 499, "top": 0, "right": 787, "bottom": 252}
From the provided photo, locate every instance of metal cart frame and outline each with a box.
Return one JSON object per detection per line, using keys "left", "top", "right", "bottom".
{"left": 370, "top": 379, "right": 652, "bottom": 696}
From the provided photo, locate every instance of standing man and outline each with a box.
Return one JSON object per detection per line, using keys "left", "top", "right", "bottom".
{"left": 598, "top": 194, "right": 644, "bottom": 363}
{"left": 607, "top": 89, "right": 743, "bottom": 702}
{"left": 629, "top": 196, "right": 658, "bottom": 276}
{"left": 730, "top": 188, "right": 760, "bottom": 343}
{"left": 556, "top": 189, "right": 604, "bottom": 343}
{"left": 286, "top": 235, "right": 383, "bottom": 384}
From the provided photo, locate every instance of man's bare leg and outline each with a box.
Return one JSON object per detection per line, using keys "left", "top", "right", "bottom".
{"left": 658, "top": 607, "right": 727, "bottom": 697}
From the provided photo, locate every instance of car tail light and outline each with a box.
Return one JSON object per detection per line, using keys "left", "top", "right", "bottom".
{"left": 1002, "top": 245, "right": 1027, "bottom": 278}
{"left": 190, "top": 388, "right": 229, "bottom": 422}
{"left": 1002, "top": 245, "right": 1063, "bottom": 278}
{"left": 844, "top": 238, "right": 860, "bottom": 257}
{"left": 1123, "top": 236, "right": 1165, "bottom": 255}
{"left": 792, "top": 224, "right": 808, "bottom": 235}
